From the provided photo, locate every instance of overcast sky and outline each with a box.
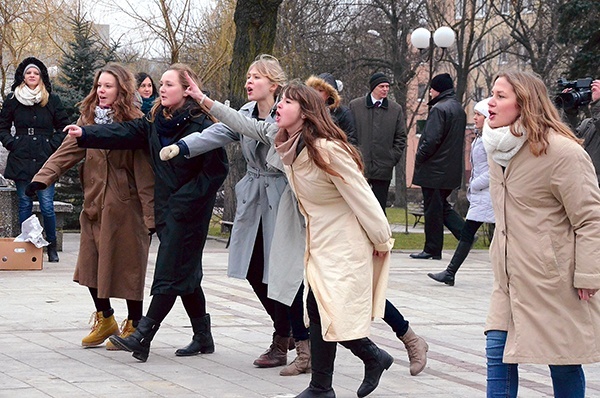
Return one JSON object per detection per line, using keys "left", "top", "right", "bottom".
{"left": 83, "top": 0, "right": 215, "bottom": 55}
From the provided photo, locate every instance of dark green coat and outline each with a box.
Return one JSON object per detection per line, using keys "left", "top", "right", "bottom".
{"left": 78, "top": 109, "right": 228, "bottom": 295}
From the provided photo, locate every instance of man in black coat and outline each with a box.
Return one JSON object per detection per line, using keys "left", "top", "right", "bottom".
{"left": 411, "top": 73, "right": 466, "bottom": 260}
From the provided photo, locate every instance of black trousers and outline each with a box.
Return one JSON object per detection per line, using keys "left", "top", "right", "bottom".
{"left": 421, "top": 187, "right": 465, "bottom": 256}
{"left": 368, "top": 178, "right": 391, "bottom": 213}
{"left": 247, "top": 222, "right": 291, "bottom": 337}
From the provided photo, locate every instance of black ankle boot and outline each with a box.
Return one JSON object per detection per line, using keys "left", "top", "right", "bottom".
{"left": 295, "top": 384, "right": 336, "bottom": 398}
{"left": 47, "top": 240, "right": 59, "bottom": 262}
{"left": 108, "top": 316, "right": 160, "bottom": 362}
{"left": 342, "top": 338, "right": 393, "bottom": 398}
{"left": 175, "top": 314, "right": 215, "bottom": 356}
{"left": 427, "top": 269, "right": 455, "bottom": 286}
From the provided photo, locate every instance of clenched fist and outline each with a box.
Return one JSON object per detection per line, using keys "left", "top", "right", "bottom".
{"left": 160, "top": 144, "right": 180, "bottom": 161}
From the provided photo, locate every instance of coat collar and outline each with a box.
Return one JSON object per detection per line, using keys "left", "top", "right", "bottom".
{"left": 366, "top": 95, "right": 388, "bottom": 109}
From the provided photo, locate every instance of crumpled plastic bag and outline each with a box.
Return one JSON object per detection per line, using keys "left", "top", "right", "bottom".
{"left": 14, "top": 214, "right": 49, "bottom": 248}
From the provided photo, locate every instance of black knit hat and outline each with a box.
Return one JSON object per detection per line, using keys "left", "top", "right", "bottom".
{"left": 12, "top": 57, "right": 52, "bottom": 93}
{"left": 369, "top": 72, "right": 390, "bottom": 92}
{"left": 318, "top": 72, "right": 338, "bottom": 91}
{"left": 430, "top": 73, "right": 453, "bottom": 93}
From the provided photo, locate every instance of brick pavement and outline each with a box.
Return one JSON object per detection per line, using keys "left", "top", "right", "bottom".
{"left": 1, "top": 233, "right": 598, "bottom": 397}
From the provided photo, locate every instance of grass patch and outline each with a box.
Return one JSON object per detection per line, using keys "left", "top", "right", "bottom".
{"left": 209, "top": 207, "right": 491, "bottom": 251}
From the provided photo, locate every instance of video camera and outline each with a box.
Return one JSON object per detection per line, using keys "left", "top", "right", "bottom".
{"left": 554, "top": 77, "right": 593, "bottom": 111}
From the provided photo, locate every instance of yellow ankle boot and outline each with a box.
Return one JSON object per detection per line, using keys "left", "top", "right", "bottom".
{"left": 81, "top": 311, "right": 119, "bottom": 347}
{"left": 106, "top": 319, "right": 136, "bottom": 351}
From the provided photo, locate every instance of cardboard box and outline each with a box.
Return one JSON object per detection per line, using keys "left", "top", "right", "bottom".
{"left": 0, "top": 238, "right": 43, "bottom": 270}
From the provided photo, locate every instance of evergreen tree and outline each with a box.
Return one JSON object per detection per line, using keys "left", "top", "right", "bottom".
{"left": 558, "top": 0, "right": 600, "bottom": 79}
{"left": 53, "top": 13, "right": 117, "bottom": 229}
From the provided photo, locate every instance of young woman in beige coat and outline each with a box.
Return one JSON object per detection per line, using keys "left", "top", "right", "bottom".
{"left": 169, "top": 79, "right": 395, "bottom": 398}
{"left": 28, "top": 64, "right": 155, "bottom": 349}
{"left": 483, "top": 71, "right": 600, "bottom": 398}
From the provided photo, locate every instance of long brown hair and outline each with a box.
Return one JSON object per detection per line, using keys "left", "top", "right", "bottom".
{"left": 497, "top": 71, "right": 581, "bottom": 156}
{"left": 248, "top": 54, "right": 287, "bottom": 99}
{"left": 78, "top": 63, "right": 142, "bottom": 125}
{"left": 148, "top": 63, "right": 216, "bottom": 122}
{"left": 281, "top": 80, "right": 363, "bottom": 179}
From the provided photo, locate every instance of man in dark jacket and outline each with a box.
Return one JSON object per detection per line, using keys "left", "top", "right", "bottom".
{"left": 350, "top": 72, "right": 406, "bottom": 212}
{"left": 411, "top": 73, "right": 466, "bottom": 260}
{"left": 576, "top": 79, "right": 600, "bottom": 185}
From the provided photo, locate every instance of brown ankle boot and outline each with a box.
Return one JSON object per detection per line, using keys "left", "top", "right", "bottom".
{"left": 280, "top": 339, "right": 311, "bottom": 376}
{"left": 253, "top": 335, "right": 289, "bottom": 368}
{"left": 106, "top": 319, "right": 136, "bottom": 350}
{"left": 399, "top": 327, "right": 428, "bottom": 376}
{"left": 81, "top": 311, "right": 119, "bottom": 347}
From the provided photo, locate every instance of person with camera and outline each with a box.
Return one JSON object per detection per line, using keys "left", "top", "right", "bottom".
{"left": 575, "top": 80, "right": 600, "bottom": 185}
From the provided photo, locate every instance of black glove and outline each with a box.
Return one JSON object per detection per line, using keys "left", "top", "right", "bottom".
{"left": 25, "top": 181, "right": 47, "bottom": 197}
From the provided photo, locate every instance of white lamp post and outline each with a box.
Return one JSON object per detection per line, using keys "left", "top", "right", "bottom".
{"left": 410, "top": 26, "right": 456, "bottom": 92}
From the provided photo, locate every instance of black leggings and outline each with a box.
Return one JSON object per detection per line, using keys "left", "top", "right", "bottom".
{"left": 88, "top": 287, "right": 143, "bottom": 321}
{"left": 246, "top": 222, "right": 291, "bottom": 337}
{"left": 146, "top": 287, "right": 207, "bottom": 324}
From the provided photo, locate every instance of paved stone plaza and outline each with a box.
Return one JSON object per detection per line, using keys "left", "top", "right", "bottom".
{"left": 1, "top": 233, "right": 599, "bottom": 397}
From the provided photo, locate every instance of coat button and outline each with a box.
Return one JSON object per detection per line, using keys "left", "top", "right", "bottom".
{"left": 265, "top": 183, "right": 269, "bottom": 187}
{"left": 242, "top": 200, "right": 246, "bottom": 204}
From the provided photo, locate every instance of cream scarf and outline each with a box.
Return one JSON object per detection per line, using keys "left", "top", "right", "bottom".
{"left": 482, "top": 121, "right": 527, "bottom": 167}
{"left": 14, "top": 85, "right": 42, "bottom": 106}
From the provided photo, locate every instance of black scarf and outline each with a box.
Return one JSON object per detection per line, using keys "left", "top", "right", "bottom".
{"left": 154, "top": 103, "right": 194, "bottom": 146}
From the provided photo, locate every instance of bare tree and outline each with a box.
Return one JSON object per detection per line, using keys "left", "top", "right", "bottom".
{"left": 489, "top": 0, "right": 575, "bottom": 87}
{"left": 0, "top": 0, "right": 69, "bottom": 99}
{"left": 220, "top": 0, "right": 283, "bottom": 226}
{"left": 426, "top": 0, "right": 506, "bottom": 106}
{"left": 102, "top": 0, "right": 198, "bottom": 64}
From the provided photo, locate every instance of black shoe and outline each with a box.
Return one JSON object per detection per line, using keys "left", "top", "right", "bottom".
{"left": 410, "top": 251, "right": 441, "bottom": 260}
{"left": 175, "top": 314, "right": 215, "bottom": 356}
{"left": 47, "top": 240, "right": 59, "bottom": 262}
{"left": 427, "top": 270, "right": 455, "bottom": 286}
{"left": 109, "top": 316, "right": 160, "bottom": 362}
{"left": 295, "top": 385, "right": 336, "bottom": 398}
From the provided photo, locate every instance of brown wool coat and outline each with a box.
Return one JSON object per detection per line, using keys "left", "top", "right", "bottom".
{"left": 486, "top": 132, "right": 600, "bottom": 364}
{"left": 33, "top": 135, "right": 155, "bottom": 300}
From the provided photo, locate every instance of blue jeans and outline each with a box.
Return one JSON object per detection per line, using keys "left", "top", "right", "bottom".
{"left": 15, "top": 180, "right": 57, "bottom": 242}
{"left": 486, "top": 330, "right": 585, "bottom": 398}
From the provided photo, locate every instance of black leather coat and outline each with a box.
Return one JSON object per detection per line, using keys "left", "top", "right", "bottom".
{"left": 412, "top": 90, "right": 466, "bottom": 189}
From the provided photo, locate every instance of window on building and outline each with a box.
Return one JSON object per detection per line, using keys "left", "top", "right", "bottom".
{"left": 476, "top": 0, "right": 487, "bottom": 18}
{"left": 417, "top": 83, "right": 427, "bottom": 102}
{"left": 475, "top": 86, "right": 484, "bottom": 101}
{"left": 477, "top": 40, "right": 487, "bottom": 59}
{"left": 500, "top": 0, "right": 510, "bottom": 15}
{"left": 522, "top": 0, "right": 534, "bottom": 13}
{"left": 455, "top": 0, "right": 464, "bottom": 20}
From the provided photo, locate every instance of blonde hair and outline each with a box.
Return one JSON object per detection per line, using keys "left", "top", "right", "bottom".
{"left": 497, "top": 71, "right": 581, "bottom": 156}
{"left": 18, "top": 81, "right": 50, "bottom": 106}
{"left": 247, "top": 54, "right": 287, "bottom": 97}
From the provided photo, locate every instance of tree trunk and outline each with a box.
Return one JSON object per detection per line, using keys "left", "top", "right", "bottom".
{"left": 221, "top": 0, "right": 283, "bottom": 229}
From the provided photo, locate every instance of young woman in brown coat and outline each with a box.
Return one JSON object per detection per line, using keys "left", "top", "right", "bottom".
{"left": 28, "top": 64, "right": 155, "bottom": 350}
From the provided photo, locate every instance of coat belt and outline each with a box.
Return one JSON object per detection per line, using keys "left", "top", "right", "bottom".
{"left": 15, "top": 128, "right": 54, "bottom": 136}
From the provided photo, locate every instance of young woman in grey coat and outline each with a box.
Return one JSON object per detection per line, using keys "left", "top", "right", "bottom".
{"left": 163, "top": 55, "right": 310, "bottom": 374}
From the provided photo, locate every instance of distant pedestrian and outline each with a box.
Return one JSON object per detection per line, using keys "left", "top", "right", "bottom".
{"left": 349, "top": 72, "right": 406, "bottom": 212}
{"left": 0, "top": 56, "right": 70, "bottom": 262}
{"left": 410, "top": 73, "right": 466, "bottom": 260}
{"left": 428, "top": 98, "right": 494, "bottom": 286}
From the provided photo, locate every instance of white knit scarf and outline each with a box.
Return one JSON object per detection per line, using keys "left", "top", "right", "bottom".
{"left": 14, "top": 85, "right": 42, "bottom": 106}
{"left": 482, "top": 121, "right": 527, "bottom": 167}
{"left": 94, "top": 106, "right": 114, "bottom": 125}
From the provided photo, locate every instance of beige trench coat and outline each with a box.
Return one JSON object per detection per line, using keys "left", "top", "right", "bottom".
{"left": 33, "top": 135, "right": 155, "bottom": 300}
{"left": 285, "top": 139, "right": 394, "bottom": 342}
{"left": 486, "top": 132, "right": 600, "bottom": 364}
